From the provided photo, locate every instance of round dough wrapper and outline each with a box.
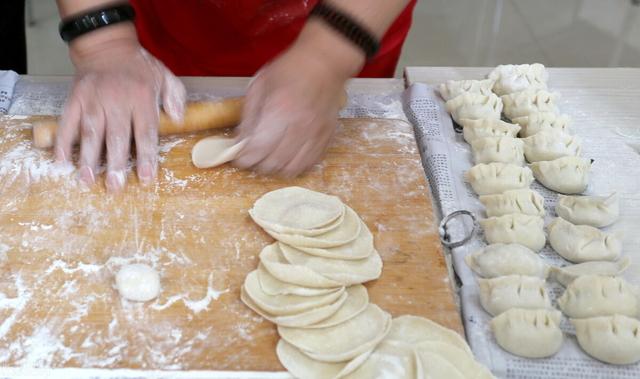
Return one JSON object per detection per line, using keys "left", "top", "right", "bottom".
{"left": 191, "top": 136, "right": 245, "bottom": 169}
{"left": 414, "top": 341, "right": 494, "bottom": 379}
{"left": 344, "top": 341, "right": 416, "bottom": 379}
{"left": 306, "top": 285, "right": 369, "bottom": 329}
{"left": 260, "top": 243, "right": 342, "bottom": 288}
{"left": 266, "top": 206, "right": 362, "bottom": 249}
{"left": 415, "top": 350, "right": 465, "bottom": 379}
{"left": 280, "top": 243, "right": 382, "bottom": 285}
{"left": 278, "top": 304, "right": 392, "bottom": 363}
{"left": 296, "top": 221, "right": 374, "bottom": 260}
{"left": 115, "top": 263, "right": 161, "bottom": 302}
{"left": 385, "top": 315, "right": 472, "bottom": 355}
{"left": 252, "top": 187, "right": 344, "bottom": 230}
{"left": 276, "top": 340, "right": 372, "bottom": 379}
{"left": 243, "top": 270, "right": 344, "bottom": 316}
{"left": 257, "top": 263, "right": 341, "bottom": 297}
{"left": 251, "top": 204, "right": 346, "bottom": 237}
{"left": 241, "top": 285, "right": 348, "bottom": 328}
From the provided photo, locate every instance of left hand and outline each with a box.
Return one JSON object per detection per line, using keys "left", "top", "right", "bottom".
{"left": 232, "top": 22, "right": 363, "bottom": 177}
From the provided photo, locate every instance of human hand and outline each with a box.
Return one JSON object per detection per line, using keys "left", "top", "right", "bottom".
{"left": 232, "top": 20, "right": 365, "bottom": 177}
{"left": 56, "top": 25, "right": 186, "bottom": 192}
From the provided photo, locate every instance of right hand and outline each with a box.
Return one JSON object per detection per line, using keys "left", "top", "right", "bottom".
{"left": 56, "top": 23, "right": 186, "bottom": 192}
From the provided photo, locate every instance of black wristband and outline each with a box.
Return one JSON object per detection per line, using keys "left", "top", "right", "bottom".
{"left": 310, "top": 2, "right": 380, "bottom": 60}
{"left": 59, "top": 3, "right": 135, "bottom": 43}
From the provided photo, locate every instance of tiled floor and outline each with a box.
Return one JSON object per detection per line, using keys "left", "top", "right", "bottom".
{"left": 23, "top": 0, "right": 640, "bottom": 77}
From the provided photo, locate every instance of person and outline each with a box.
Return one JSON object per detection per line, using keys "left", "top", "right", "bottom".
{"left": 55, "top": 0, "right": 417, "bottom": 192}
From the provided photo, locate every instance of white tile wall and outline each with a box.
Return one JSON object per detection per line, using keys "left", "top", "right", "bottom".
{"left": 23, "top": 0, "right": 640, "bottom": 77}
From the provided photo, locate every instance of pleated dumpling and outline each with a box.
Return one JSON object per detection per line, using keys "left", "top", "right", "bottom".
{"left": 488, "top": 63, "right": 548, "bottom": 96}
{"left": 465, "top": 243, "right": 549, "bottom": 278}
{"left": 478, "top": 275, "right": 551, "bottom": 316}
{"left": 557, "top": 275, "right": 638, "bottom": 318}
{"left": 480, "top": 214, "right": 546, "bottom": 252}
{"left": 445, "top": 93, "right": 503, "bottom": 124}
{"left": 572, "top": 315, "right": 640, "bottom": 365}
{"left": 530, "top": 156, "right": 591, "bottom": 194}
{"left": 512, "top": 112, "right": 571, "bottom": 137}
{"left": 459, "top": 118, "right": 521, "bottom": 143}
{"left": 465, "top": 163, "right": 534, "bottom": 195}
{"left": 501, "top": 89, "right": 559, "bottom": 120}
{"left": 491, "top": 308, "right": 563, "bottom": 358}
{"left": 555, "top": 193, "right": 619, "bottom": 228}
{"left": 548, "top": 217, "right": 621, "bottom": 263}
{"left": 471, "top": 137, "right": 524, "bottom": 166}
{"left": 522, "top": 129, "right": 581, "bottom": 162}
{"left": 550, "top": 257, "right": 631, "bottom": 287}
{"left": 438, "top": 78, "right": 495, "bottom": 101}
{"left": 480, "top": 188, "right": 545, "bottom": 217}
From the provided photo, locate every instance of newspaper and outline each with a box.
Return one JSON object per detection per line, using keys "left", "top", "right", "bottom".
{"left": 404, "top": 82, "right": 640, "bottom": 378}
{"left": 0, "top": 71, "right": 19, "bottom": 114}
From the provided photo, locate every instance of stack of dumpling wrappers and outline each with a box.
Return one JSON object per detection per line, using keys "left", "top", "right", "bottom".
{"left": 439, "top": 64, "right": 639, "bottom": 365}
{"left": 241, "top": 186, "right": 494, "bottom": 378}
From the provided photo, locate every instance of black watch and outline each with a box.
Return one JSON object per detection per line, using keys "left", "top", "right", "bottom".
{"left": 59, "top": 3, "right": 136, "bottom": 43}
{"left": 310, "top": 2, "right": 380, "bottom": 59}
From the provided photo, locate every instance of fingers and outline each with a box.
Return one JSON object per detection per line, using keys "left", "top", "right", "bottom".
{"left": 55, "top": 90, "right": 82, "bottom": 163}
{"left": 133, "top": 94, "right": 160, "bottom": 185}
{"left": 77, "top": 100, "right": 106, "bottom": 186}
{"left": 104, "top": 101, "right": 133, "bottom": 193}
{"left": 161, "top": 70, "right": 186, "bottom": 123}
{"left": 281, "top": 122, "right": 335, "bottom": 177}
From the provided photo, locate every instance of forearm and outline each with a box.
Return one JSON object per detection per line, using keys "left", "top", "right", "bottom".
{"left": 55, "top": 0, "right": 139, "bottom": 67}
{"left": 295, "top": 0, "right": 410, "bottom": 79}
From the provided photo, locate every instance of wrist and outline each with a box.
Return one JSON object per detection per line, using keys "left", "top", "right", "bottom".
{"left": 69, "top": 22, "right": 140, "bottom": 68}
{"left": 294, "top": 18, "right": 366, "bottom": 81}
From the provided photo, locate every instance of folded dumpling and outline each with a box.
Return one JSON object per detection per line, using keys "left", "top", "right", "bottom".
{"left": 488, "top": 63, "right": 548, "bottom": 96}
{"left": 445, "top": 93, "right": 503, "bottom": 124}
{"left": 491, "top": 308, "right": 563, "bottom": 358}
{"left": 465, "top": 243, "right": 549, "bottom": 278}
{"left": 572, "top": 315, "right": 640, "bottom": 365}
{"left": 558, "top": 275, "right": 638, "bottom": 318}
{"left": 438, "top": 78, "right": 495, "bottom": 101}
{"left": 529, "top": 156, "right": 591, "bottom": 194}
{"left": 555, "top": 193, "right": 619, "bottom": 228}
{"left": 465, "top": 163, "right": 534, "bottom": 195}
{"left": 512, "top": 112, "right": 571, "bottom": 137}
{"left": 478, "top": 275, "right": 551, "bottom": 316}
{"left": 501, "top": 90, "right": 559, "bottom": 120}
{"left": 480, "top": 189, "right": 545, "bottom": 217}
{"left": 522, "top": 129, "right": 581, "bottom": 162}
{"left": 548, "top": 217, "right": 621, "bottom": 263}
{"left": 459, "top": 118, "right": 521, "bottom": 143}
{"left": 471, "top": 137, "right": 525, "bottom": 165}
{"left": 550, "top": 257, "right": 630, "bottom": 287}
{"left": 479, "top": 214, "right": 546, "bottom": 252}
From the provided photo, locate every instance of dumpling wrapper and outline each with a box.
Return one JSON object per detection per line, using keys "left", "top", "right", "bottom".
{"left": 259, "top": 243, "right": 342, "bottom": 288}
{"left": 276, "top": 339, "right": 372, "bottom": 379}
{"left": 242, "top": 270, "right": 344, "bottom": 316}
{"left": 305, "top": 285, "right": 369, "bottom": 329}
{"left": 344, "top": 341, "right": 417, "bottom": 379}
{"left": 266, "top": 206, "right": 362, "bottom": 248}
{"left": 256, "top": 263, "right": 340, "bottom": 296}
{"left": 295, "top": 221, "right": 375, "bottom": 260}
{"left": 385, "top": 315, "right": 472, "bottom": 356}
{"left": 278, "top": 304, "right": 392, "bottom": 363}
{"left": 251, "top": 186, "right": 344, "bottom": 230}
{"left": 279, "top": 243, "right": 382, "bottom": 285}
{"left": 241, "top": 285, "right": 347, "bottom": 328}
{"left": 191, "top": 136, "right": 246, "bottom": 168}
{"left": 414, "top": 341, "right": 494, "bottom": 379}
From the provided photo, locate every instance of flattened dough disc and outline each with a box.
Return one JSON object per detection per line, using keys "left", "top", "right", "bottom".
{"left": 276, "top": 340, "right": 372, "bottom": 379}
{"left": 343, "top": 341, "right": 416, "bottom": 379}
{"left": 386, "top": 315, "right": 472, "bottom": 355}
{"left": 295, "top": 221, "right": 375, "bottom": 260}
{"left": 259, "top": 243, "right": 342, "bottom": 288}
{"left": 251, "top": 187, "right": 345, "bottom": 230}
{"left": 278, "top": 304, "right": 392, "bottom": 363}
{"left": 191, "top": 136, "right": 245, "bottom": 168}
{"left": 279, "top": 243, "right": 382, "bottom": 285}
{"left": 257, "top": 263, "right": 341, "bottom": 296}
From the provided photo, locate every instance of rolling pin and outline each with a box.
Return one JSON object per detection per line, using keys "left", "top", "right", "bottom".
{"left": 32, "top": 97, "right": 244, "bottom": 149}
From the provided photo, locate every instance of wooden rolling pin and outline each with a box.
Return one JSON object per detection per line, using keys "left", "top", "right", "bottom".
{"left": 32, "top": 97, "right": 244, "bottom": 149}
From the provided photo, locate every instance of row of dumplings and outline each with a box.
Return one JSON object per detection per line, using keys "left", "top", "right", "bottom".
{"left": 439, "top": 63, "right": 640, "bottom": 365}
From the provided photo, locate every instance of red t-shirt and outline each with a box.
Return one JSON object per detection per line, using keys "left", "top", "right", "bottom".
{"left": 130, "top": 0, "right": 417, "bottom": 78}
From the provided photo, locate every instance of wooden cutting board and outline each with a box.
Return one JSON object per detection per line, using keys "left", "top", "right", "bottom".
{"left": 0, "top": 115, "right": 460, "bottom": 371}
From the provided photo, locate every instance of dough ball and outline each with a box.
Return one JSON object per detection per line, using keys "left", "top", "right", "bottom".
{"left": 115, "top": 263, "right": 161, "bottom": 302}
